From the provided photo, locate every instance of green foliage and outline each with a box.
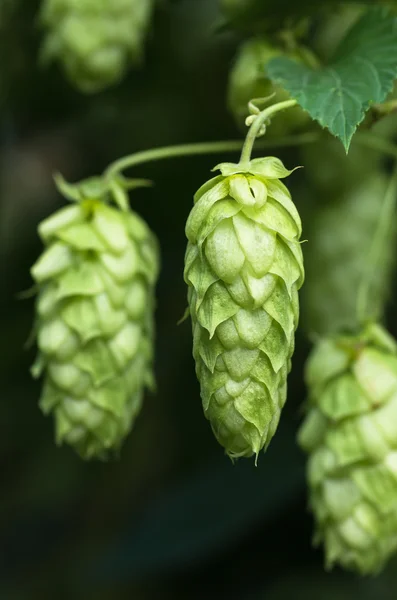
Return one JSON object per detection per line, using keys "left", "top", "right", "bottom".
{"left": 30, "top": 176, "right": 159, "bottom": 458}
{"left": 40, "top": 0, "right": 154, "bottom": 92}
{"left": 267, "top": 7, "right": 397, "bottom": 150}
{"left": 184, "top": 157, "right": 304, "bottom": 459}
{"left": 299, "top": 323, "right": 397, "bottom": 574}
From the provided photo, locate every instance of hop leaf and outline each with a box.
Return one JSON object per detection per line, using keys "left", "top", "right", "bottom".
{"left": 30, "top": 176, "right": 159, "bottom": 459}
{"left": 184, "top": 157, "right": 304, "bottom": 459}
{"left": 40, "top": 0, "right": 154, "bottom": 92}
{"left": 302, "top": 171, "right": 396, "bottom": 336}
{"left": 227, "top": 38, "right": 314, "bottom": 134}
{"left": 299, "top": 323, "right": 397, "bottom": 574}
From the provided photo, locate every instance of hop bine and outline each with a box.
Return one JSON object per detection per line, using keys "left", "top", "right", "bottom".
{"left": 299, "top": 323, "right": 397, "bottom": 574}
{"left": 30, "top": 175, "right": 159, "bottom": 459}
{"left": 40, "top": 0, "right": 154, "bottom": 92}
{"left": 184, "top": 154, "right": 304, "bottom": 459}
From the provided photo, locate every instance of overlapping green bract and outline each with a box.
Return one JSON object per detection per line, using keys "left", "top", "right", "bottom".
{"left": 227, "top": 39, "right": 312, "bottom": 134}
{"left": 40, "top": 0, "right": 154, "bottom": 92}
{"left": 302, "top": 172, "right": 396, "bottom": 336}
{"left": 184, "top": 158, "right": 304, "bottom": 459}
{"left": 31, "top": 177, "right": 159, "bottom": 459}
{"left": 299, "top": 323, "right": 397, "bottom": 574}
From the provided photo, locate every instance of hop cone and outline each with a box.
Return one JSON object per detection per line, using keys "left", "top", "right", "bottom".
{"left": 299, "top": 323, "right": 397, "bottom": 574}
{"left": 184, "top": 158, "right": 304, "bottom": 458}
{"left": 302, "top": 172, "right": 396, "bottom": 336}
{"left": 227, "top": 39, "right": 312, "bottom": 134}
{"left": 30, "top": 176, "right": 159, "bottom": 459}
{"left": 40, "top": 0, "right": 154, "bottom": 92}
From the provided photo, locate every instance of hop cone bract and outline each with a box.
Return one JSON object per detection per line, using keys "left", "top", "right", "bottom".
{"left": 227, "top": 39, "right": 312, "bottom": 134}
{"left": 31, "top": 176, "right": 159, "bottom": 459}
{"left": 299, "top": 323, "right": 397, "bottom": 574}
{"left": 40, "top": 0, "right": 154, "bottom": 92}
{"left": 184, "top": 158, "right": 304, "bottom": 458}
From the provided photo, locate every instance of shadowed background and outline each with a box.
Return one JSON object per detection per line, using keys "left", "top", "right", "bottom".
{"left": 2, "top": 1, "right": 397, "bottom": 598}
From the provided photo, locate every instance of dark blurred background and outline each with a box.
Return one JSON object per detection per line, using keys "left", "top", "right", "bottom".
{"left": 2, "top": 1, "right": 397, "bottom": 598}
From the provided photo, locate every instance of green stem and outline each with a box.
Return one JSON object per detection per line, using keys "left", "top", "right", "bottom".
{"left": 106, "top": 140, "right": 244, "bottom": 179}
{"left": 103, "top": 124, "right": 397, "bottom": 182}
{"left": 105, "top": 128, "right": 313, "bottom": 180}
{"left": 356, "top": 166, "right": 397, "bottom": 324}
{"left": 239, "top": 99, "right": 298, "bottom": 164}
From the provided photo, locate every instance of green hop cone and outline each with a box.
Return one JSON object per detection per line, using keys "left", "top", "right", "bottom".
{"left": 302, "top": 171, "right": 396, "bottom": 336}
{"left": 227, "top": 39, "right": 313, "bottom": 135}
{"left": 299, "top": 323, "right": 397, "bottom": 574}
{"left": 40, "top": 0, "right": 154, "bottom": 92}
{"left": 184, "top": 157, "right": 304, "bottom": 459}
{"left": 30, "top": 176, "right": 159, "bottom": 459}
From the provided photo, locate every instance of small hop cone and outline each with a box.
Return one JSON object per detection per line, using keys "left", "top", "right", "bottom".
{"left": 184, "top": 158, "right": 304, "bottom": 459}
{"left": 302, "top": 172, "right": 396, "bottom": 336}
{"left": 227, "top": 39, "right": 312, "bottom": 134}
{"left": 31, "top": 177, "right": 159, "bottom": 459}
{"left": 40, "top": 0, "right": 154, "bottom": 92}
{"left": 299, "top": 323, "right": 397, "bottom": 574}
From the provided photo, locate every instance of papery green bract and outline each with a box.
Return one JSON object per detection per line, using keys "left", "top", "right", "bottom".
{"left": 31, "top": 182, "right": 159, "bottom": 459}
{"left": 227, "top": 39, "right": 311, "bottom": 134}
{"left": 184, "top": 158, "right": 304, "bottom": 459}
{"left": 299, "top": 323, "right": 397, "bottom": 574}
{"left": 40, "top": 0, "right": 154, "bottom": 92}
{"left": 302, "top": 172, "right": 396, "bottom": 336}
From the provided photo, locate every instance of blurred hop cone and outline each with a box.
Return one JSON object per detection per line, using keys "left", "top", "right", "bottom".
{"left": 30, "top": 176, "right": 159, "bottom": 459}
{"left": 40, "top": 0, "right": 154, "bottom": 92}
{"left": 184, "top": 157, "right": 304, "bottom": 459}
{"left": 227, "top": 39, "right": 313, "bottom": 135}
{"left": 299, "top": 323, "right": 397, "bottom": 574}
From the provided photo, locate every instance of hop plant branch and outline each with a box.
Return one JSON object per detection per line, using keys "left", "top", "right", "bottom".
{"left": 102, "top": 130, "right": 397, "bottom": 191}
{"left": 239, "top": 99, "right": 298, "bottom": 164}
{"left": 105, "top": 130, "right": 311, "bottom": 181}
{"left": 104, "top": 100, "right": 303, "bottom": 185}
